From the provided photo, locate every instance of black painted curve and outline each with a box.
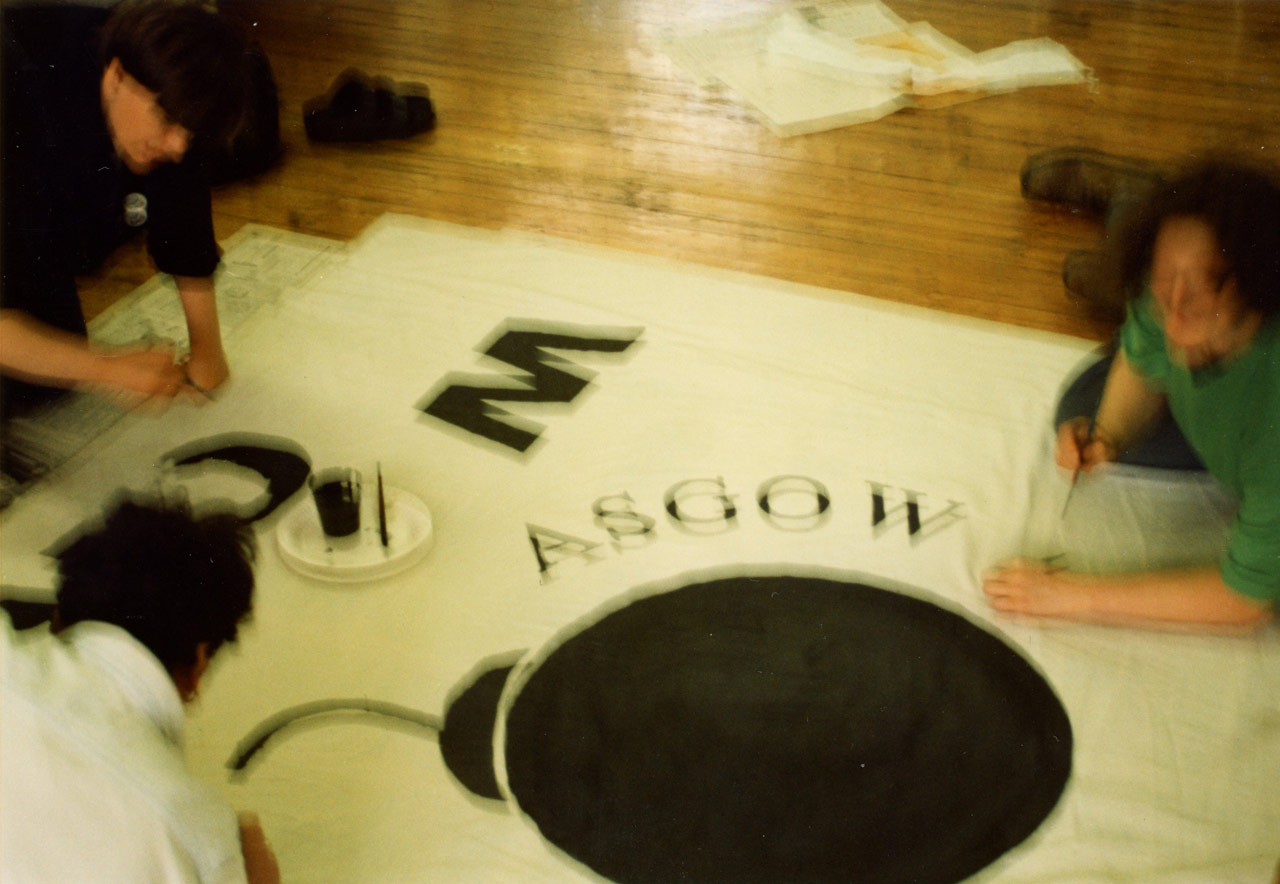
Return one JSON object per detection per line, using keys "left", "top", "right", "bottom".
{"left": 162, "top": 433, "right": 311, "bottom": 522}
{"left": 439, "top": 664, "right": 516, "bottom": 800}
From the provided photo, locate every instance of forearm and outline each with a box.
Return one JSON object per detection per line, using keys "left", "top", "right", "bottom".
{"left": 1078, "top": 566, "right": 1272, "bottom": 629}
{"left": 174, "top": 275, "right": 222, "bottom": 355}
{"left": 174, "top": 275, "right": 230, "bottom": 390}
{"left": 1093, "top": 349, "right": 1168, "bottom": 453}
{"left": 0, "top": 309, "right": 108, "bottom": 387}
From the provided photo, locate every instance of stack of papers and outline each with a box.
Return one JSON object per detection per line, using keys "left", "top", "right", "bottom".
{"left": 662, "top": 1, "right": 1090, "bottom": 136}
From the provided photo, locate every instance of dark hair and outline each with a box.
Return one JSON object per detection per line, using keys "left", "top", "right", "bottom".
{"left": 100, "top": 0, "right": 251, "bottom": 145}
{"left": 1116, "top": 156, "right": 1280, "bottom": 316}
{"left": 55, "top": 498, "right": 256, "bottom": 671}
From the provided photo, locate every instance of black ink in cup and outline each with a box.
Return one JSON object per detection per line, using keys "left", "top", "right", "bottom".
{"left": 309, "top": 468, "right": 362, "bottom": 537}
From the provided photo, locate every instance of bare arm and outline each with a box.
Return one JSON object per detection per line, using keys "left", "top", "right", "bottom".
{"left": 174, "top": 275, "right": 230, "bottom": 391}
{"left": 0, "top": 308, "right": 186, "bottom": 397}
{"left": 983, "top": 560, "right": 1273, "bottom": 632}
{"left": 1059, "top": 349, "right": 1170, "bottom": 471}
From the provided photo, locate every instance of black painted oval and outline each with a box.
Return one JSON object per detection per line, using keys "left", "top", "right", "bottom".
{"left": 503, "top": 575, "right": 1071, "bottom": 884}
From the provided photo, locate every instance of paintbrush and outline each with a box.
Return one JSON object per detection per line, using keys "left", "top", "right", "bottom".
{"left": 1060, "top": 412, "right": 1097, "bottom": 519}
{"left": 182, "top": 372, "right": 214, "bottom": 400}
{"left": 377, "top": 462, "right": 389, "bottom": 547}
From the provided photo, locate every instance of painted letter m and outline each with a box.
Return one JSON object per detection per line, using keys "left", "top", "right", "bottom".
{"left": 419, "top": 320, "right": 643, "bottom": 453}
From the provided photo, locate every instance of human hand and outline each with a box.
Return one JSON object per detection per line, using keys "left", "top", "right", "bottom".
{"left": 1055, "top": 417, "right": 1117, "bottom": 473}
{"left": 183, "top": 343, "right": 230, "bottom": 394}
{"left": 88, "top": 346, "right": 188, "bottom": 404}
{"left": 982, "top": 558, "right": 1093, "bottom": 620}
{"left": 238, "top": 812, "right": 281, "bottom": 884}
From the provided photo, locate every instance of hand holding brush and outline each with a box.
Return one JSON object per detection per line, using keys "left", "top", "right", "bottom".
{"left": 1057, "top": 414, "right": 1117, "bottom": 518}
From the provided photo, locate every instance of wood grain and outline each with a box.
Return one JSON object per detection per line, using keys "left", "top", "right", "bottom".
{"left": 78, "top": 0, "right": 1280, "bottom": 342}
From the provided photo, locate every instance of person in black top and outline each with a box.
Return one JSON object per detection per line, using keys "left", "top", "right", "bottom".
{"left": 1, "top": 0, "right": 251, "bottom": 413}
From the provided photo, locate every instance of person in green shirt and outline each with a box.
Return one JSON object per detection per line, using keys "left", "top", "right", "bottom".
{"left": 985, "top": 157, "right": 1279, "bottom": 630}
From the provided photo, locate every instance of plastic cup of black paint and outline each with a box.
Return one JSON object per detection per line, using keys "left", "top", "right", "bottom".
{"left": 309, "top": 468, "right": 362, "bottom": 537}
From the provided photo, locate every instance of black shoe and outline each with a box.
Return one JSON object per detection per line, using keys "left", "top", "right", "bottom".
{"left": 1021, "top": 147, "right": 1164, "bottom": 216}
{"left": 1063, "top": 249, "right": 1125, "bottom": 323}
{"left": 304, "top": 68, "right": 436, "bottom": 142}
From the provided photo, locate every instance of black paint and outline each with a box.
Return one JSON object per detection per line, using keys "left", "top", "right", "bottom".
{"left": 867, "top": 482, "right": 964, "bottom": 542}
{"left": 0, "top": 599, "right": 56, "bottom": 630}
{"left": 526, "top": 523, "right": 604, "bottom": 576}
{"left": 439, "top": 664, "right": 517, "bottom": 800}
{"left": 664, "top": 476, "right": 737, "bottom": 530}
{"left": 419, "top": 321, "right": 643, "bottom": 453}
{"left": 162, "top": 433, "right": 311, "bottom": 523}
{"left": 532, "top": 478, "right": 967, "bottom": 579}
{"left": 311, "top": 476, "right": 360, "bottom": 537}
{"left": 228, "top": 699, "right": 442, "bottom": 774}
{"left": 755, "top": 475, "right": 830, "bottom": 521}
{"left": 485, "top": 574, "right": 1071, "bottom": 884}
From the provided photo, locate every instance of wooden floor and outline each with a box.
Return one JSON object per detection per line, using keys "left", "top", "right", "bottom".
{"left": 80, "top": 0, "right": 1280, "bottom": 342}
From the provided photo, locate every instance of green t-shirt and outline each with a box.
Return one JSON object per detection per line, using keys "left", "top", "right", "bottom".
{"left": 1121, "top": 292, "right": 1280, "bottom": 602}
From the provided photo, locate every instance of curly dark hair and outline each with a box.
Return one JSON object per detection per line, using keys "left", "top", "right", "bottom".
{"left": 55, "top": 498, "right": 256, "bottom": 671}
{"left": 1115, "top": 155, "right": 1280, "bottom": 316}
{"left": 100, "top": 0, "right": 251, "bottom": 145}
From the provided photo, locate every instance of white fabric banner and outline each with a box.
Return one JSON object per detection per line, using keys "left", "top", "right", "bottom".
{"left": 2, "top": 216, "right": 1275, "bottom": 883}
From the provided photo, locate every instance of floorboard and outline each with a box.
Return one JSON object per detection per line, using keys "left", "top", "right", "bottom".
{"left": 77, "top": 0, "right": 1280, "bottom": 343}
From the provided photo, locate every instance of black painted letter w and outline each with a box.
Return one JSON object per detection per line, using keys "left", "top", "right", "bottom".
{"left": 419, "top": 320, "right": 643, "bottom": 453}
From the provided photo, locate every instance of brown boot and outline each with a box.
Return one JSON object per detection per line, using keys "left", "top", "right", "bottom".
{"left": 1062, "top": 249, "right": 1126, "bottom": 323}
{"left": 1021, "top": 147, "right": 1165, "bottom": 216}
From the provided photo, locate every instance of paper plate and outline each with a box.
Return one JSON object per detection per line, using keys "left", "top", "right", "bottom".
{"left": 277, "top": 486, "right": 433, "bottom": 583}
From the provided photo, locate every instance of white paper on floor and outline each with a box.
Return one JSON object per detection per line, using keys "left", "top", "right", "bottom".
{"left": 660, "top": 1, "right": 1090, "bottom": 136}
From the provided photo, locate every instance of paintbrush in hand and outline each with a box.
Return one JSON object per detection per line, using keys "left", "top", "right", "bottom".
{"left": 1060, "top": 412, "right": 1097, "bottom": 519}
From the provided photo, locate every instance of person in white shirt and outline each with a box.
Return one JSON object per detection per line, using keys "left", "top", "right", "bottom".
{"left": 1, "top": 499, "right": 280, "bottom": 883}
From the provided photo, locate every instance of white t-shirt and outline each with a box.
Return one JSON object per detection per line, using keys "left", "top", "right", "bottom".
{"left": 1, "top": 615, "right": 247, "bottom": 884}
